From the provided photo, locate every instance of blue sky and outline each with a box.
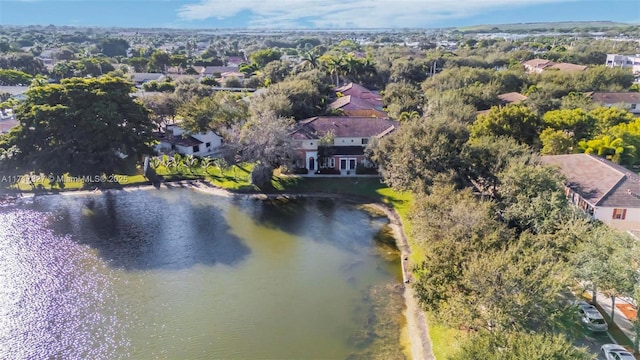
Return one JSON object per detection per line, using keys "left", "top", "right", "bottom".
{"left": 0, "top": 0, "right": 638, "bottom": 29}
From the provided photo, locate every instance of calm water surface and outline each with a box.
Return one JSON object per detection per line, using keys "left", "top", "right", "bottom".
{"left": 0, "top": 189, "right": 405, "bottom": 360}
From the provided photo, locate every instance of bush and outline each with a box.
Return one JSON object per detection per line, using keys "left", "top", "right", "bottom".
{"left": 356, "top": 166, "right": 379, "bottom": 175}
{"left": 293, "top": 167, "right": 309, "bottom": 174}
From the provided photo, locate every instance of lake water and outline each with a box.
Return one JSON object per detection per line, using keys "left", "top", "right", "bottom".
{"left": 0, "top": 188, "right": 405, "bottom": 359}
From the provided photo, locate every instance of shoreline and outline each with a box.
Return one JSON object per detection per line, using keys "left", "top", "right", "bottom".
{"left": 8, "top": 179, "right": 435, "bottom": 360}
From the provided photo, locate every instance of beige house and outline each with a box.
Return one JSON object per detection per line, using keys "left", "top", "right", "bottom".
{"left": 542, "top": 154, "right": 640, "bottom": 230}
{"left": 587, "top": 92, "right": 640, "bottom": 116}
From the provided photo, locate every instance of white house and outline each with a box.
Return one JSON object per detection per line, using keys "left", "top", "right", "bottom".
{"left": 292, "top": 116, "right": 397, "bottom": 175}
{"left": 606, "top": 54, "right": 640, "bottom": 71}
{"left": 155, "top": 124, "right": 223, "bottom": 157}
{"left": 541, "top": 154, "right": 640, "bottom": 231}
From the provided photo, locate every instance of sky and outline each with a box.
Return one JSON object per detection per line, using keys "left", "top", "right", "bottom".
{"left": 0, "top": 0, "right": 638, "bottom": 29}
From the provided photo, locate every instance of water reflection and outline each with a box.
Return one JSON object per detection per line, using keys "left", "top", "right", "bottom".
{"left": 0, "top": 189, "right": 404, "bottom": 359}
{"left": 34, "top": 190, "right": 251, "bottom": 271}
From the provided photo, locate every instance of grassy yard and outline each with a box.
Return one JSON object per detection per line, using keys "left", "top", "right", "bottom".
{"left": 10, "top": 173, "right": 149, "bottom": 192}
{"left": 7, "top": 164, "right": 257, "bottom": 193}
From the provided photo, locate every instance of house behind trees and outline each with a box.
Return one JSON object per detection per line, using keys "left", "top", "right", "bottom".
{"left": 542, "top": 153, "right": 640, "bottom": 230}
{"left": 292, "top": 116, "right": 397, "bottom": 175}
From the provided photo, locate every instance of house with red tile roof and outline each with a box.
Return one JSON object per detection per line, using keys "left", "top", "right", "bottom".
{"left": 522, "top": 58, "right": 555, "bottom": 74}
{"left": 0, "top": 118, "right": 18, "bottom": 134}
{"left": 334, "top": 83, "right": 383, "bottom": 107}
{"left": 522, "top": 58, "right": 587, "bottom": 74}
{"left": 329, "top": 95, "right": 387, "bottom": 117}
{"left": 541, "top": 154, "right": 640, "bottom": 230}
{"left": 497, "top": 92, "right": 528, "bottom": 105}
{"left": 292, "top": 116, "right": 397, "bottom": 175}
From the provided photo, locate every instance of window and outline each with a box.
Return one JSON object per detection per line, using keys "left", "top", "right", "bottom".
{"left": 328, "top": 158, "right": 335, "bottom": 168}
{"left": 192, "top": 145, "right": 199, "bottom": 153}
{"left": 631, "top": 104, "right": 637, "bottom": 110}
{"left": 362, "top": 138, "right": 369, "bottom": 145}
{"left": 613, "top": 208, "right": 627, "bottom": 220}
{"left": 206, "top": 142, "right": 211, "bottom": 148}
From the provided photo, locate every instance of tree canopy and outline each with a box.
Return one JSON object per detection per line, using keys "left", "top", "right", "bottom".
{"left": 10, "top": 76, "right": 155, "bottom": 177}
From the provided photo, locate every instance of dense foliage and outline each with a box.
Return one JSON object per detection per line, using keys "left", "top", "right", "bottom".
{"left": 8, "top": 76, "right": 155, "bottom": 178}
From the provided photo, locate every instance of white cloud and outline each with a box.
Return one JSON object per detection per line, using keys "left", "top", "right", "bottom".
{"left": 176, "top": 0, "right": 576, "bottom": 28}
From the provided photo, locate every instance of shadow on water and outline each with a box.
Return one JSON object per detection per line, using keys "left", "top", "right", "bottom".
{"left": 231, "top": 196, "right": 389, "bottom": 254}
{"left": 35, "top": 189, "right": 251, "bottom": 271}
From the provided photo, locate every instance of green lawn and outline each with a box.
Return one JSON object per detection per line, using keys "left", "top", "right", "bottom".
{"left": 8, "top": 164, "right": 257, "bottom": 193}
{"left": 11, "top": 173, "right": 149, "bottom": 192}
{"left": 427, "top": 312, "right": 467, "bottom": 359}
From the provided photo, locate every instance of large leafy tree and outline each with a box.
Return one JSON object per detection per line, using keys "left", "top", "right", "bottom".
{"left": 590, "top": 106, "right": 634, "bottom": 133}
{"left": 573, "top": 226, "right": 638, "bottom": 321}
{"left": 0, "top": 69, "right": 32, "bottom": 86}
{"left": 540, "top": 128, "right": 575, "bottom": 155}
{"left": 382, "top": 81, "right": 423, "bottom": 120}
{"left": 470, "top": 104, "right": 542, "bottom": 146}
{"left": 371, "top": 117, "right": 469, "bottom": 193}
{"left": 11, "top": 76, "right": 155, "bottom": 177}
{"left": 0, "top": 53, "right": 46, "bottom": 75}
{"left": 248, "top": 48, "right": 282, "bottom": 68}
{"left": 542, "top": 108, "right": 596, "bottom": 140}
{"left": 149, "top": 50, "right": 171, "bottom": 72}
{"left": 225, "top": 112, "right": 296, "bottom": 187}
{"left": 98, "top": 38, "right": 129, "bottom": 57}
{"left": 178, "top": 91, "right": 249, "bottom": 134}
{"left": 451, "top": 332, "right": 592, "bottom": 360}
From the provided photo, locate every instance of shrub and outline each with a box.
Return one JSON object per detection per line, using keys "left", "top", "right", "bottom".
{"left": 355, "top": 165, "right": 379, "bottom": 175}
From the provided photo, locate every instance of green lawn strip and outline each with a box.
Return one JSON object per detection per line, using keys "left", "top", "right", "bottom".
{"left": 427, "top": 312, "right": 467, "bottom": 359}
{"left": 11, "top": 173, "right": 150, "bottom": 192}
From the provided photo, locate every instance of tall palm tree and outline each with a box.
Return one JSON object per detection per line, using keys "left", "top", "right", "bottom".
{"left": 298, "top": 50, "right": 319, "bottom": 71}
{"left": 326, "top": 55, "right": 345, "bottom": 87}
{"left": 343, "top": 53, "right": 360, "bottom": 82}
{"left": 398, "top": 111, "right": 421, "bottom": 122}
{"left": 579, "top": 135, "right": 636, "bottom": 164}
{"left": 361, "top": 56, "right": 377, "bottom": 77}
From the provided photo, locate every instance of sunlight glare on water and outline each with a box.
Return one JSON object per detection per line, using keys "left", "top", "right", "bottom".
{"left": 0, "top": 189, "right": 404, "bottom": 360}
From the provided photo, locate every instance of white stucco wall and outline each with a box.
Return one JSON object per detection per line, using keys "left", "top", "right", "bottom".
{"left": 176, "top": 144, "right": 194, "bottom": 155}
{"left": 305, "top": 151, "right": 318, "bottom": 170}
{"left": 334, "top": 137, "right": 369, "bottom": 146}
{"left": 193, "top": 132, "right": 223, "bottom": 154}
{"left": 299, "top": 139, "right": 318, "bottom": 150}
{"left": 594, "top": 207, "right": 640, "bottom": 224}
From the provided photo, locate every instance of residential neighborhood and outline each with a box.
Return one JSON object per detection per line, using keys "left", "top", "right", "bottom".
{"left": 1, "top": 15, "right": 640, "bottom": 360}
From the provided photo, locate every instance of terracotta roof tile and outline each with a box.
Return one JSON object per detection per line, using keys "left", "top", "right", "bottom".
{"left": 590, "top": 92, "right": 640, "bottom": 104}
{"left": 547, "top": 63, "right": 588, "bottom": 72}
{"left": 294, "top": 116, "right": 397, "bottom": 139}
{"left": 0, "top": 119, "right": 18, "bottom": 134}
{"left": 498, "top": 92, "right": 528, "bottom": 104}
{"left": 334, "top": 83, "right": 382, "bottom": 106}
